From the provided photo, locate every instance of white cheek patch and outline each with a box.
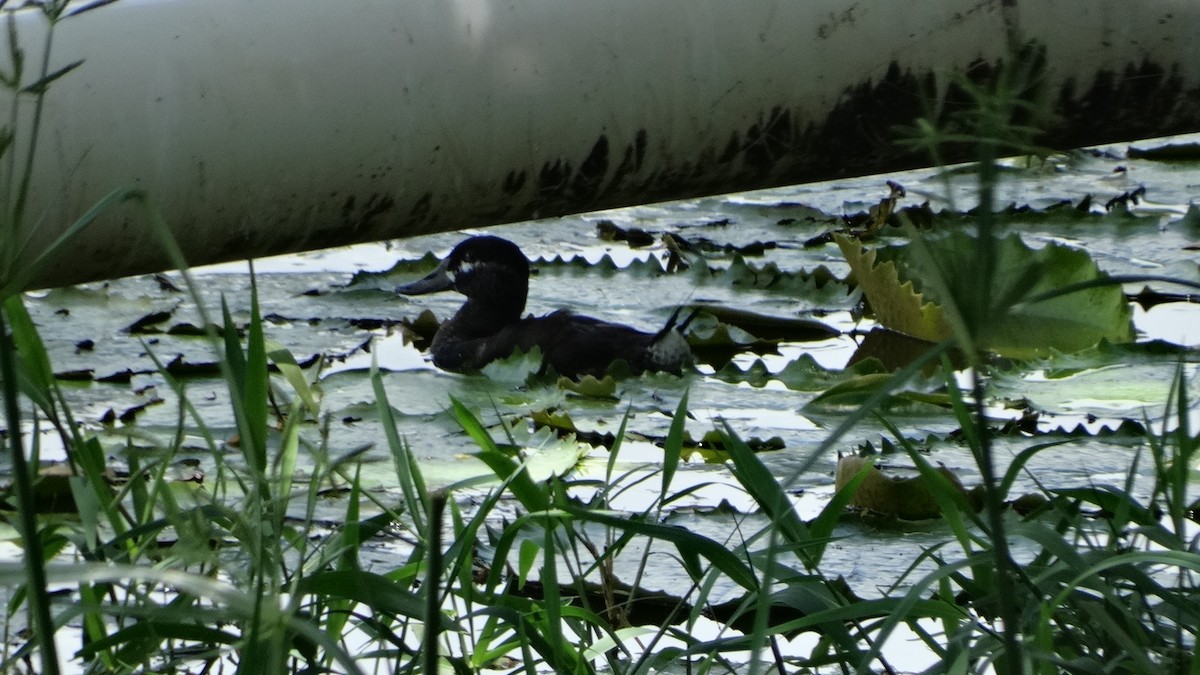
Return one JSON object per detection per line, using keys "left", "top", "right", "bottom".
{"left": 452, "top": 260, "right": 480, "bottom": 282}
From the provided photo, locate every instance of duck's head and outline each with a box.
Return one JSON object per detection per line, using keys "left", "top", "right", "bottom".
{"left": 396, "top": 235, "right": 530, "bottom": 323}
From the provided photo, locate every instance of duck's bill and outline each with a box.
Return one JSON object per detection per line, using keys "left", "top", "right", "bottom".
{"left": 395, "top": 258, "right": 453, "bottom": 295}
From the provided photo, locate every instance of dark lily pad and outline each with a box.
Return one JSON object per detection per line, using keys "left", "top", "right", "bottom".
{"left": 1127, "top": 142, "right": 1200, "bottom": 161}
{"left": 688, "top": 305, "right": 839, "bottom": 342}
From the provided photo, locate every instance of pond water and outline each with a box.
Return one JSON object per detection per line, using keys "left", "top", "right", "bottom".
{"left": 5, "top": 133, "right": 1200, "bottom": 671}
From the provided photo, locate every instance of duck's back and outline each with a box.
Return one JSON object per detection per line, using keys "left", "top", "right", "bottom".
{"left": 498, "top": 311, "right": 689, "bottom": 379}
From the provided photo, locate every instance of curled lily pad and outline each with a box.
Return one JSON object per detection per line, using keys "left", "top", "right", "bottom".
{"left": 834, "top": 455, "right": 974, "bottom": 520}
{"left": 836, "top": 233, "right": 946, "bottom": 344}
{"left": 846, "top": 327, "right": 966, "bottom": 372}
{"left": 837, "top": 231, "right": 1134, "bottom": 358}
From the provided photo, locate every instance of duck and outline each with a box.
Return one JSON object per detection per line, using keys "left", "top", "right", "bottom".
{"left": 396, "top": 235, "right": 694, "bottom": 379}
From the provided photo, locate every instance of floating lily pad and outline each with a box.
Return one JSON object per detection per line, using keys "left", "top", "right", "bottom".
{"left": 835, "top": 455, "right": 976, "bottom": 520}
{"left": 1127, "top": 142, "right": 1200, "bottom": 161}
{"left": 837, "top": 231, "right": 1134, "bottom": 358}
{"left": 714, "top": 353, "right": 887, "bottom": 391}
{"left": 992, "top": 361, "right": 1200, "bottom": 421}
{"left": 556, "top": 375, "right": 618, "bottom": 399}
{"left": 806, "top": 373, "right": 951, "bottom": 411}
{"left": 686, "top": 305, "right": 839, "bottom": 342}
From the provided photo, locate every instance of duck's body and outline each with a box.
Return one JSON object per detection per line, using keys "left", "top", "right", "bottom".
{"left": 396, "top": 236, "right": 692, "bottom": 379}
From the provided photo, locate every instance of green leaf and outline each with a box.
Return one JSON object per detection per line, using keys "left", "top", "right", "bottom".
{"left": 555, "top": 373, "right": 617, "bottom": 398}
{"left": 266, "top": 339, "right": 319, "bottom": 418}
{"left": 836, "top": 233, "right": 948, "bottom": 343}
{"left": 296, "top": 570, "right": 461, "bottom": 631}
{"left": 21, "top": 58, "right": 83, "bottom": 94}
{"left": 517, "top": 539, "right": 539, "bottom": 587}
{"left": 372, "top": 355, "right": 428, "bottom": 533}
{"left": 559, "top": 503, "right": 759, "bottom": 591}
{"left": 0, "top": 187, "right": 140, "bottom": 297}
{"left": 242, "top": 274, "right": 269, "bottom": 472}
{"left": 451, "top": 398, "right": 550, "bottom": 513}
{"left": 837, "top": 231, "right": 1133, "bottom": 357}
{"left": 2, "top": 295, "right": 53, "bottom": 394}
{"left": 661, "top": 389, "right": 689, "bottom": 495}
{"left": 721, "top": 422, "right": 818, "bottom": 566}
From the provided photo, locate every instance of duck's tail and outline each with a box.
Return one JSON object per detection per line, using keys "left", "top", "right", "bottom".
{"left": 653, "top": 305, "right": 701, "bottom": 340}
{"left": 646, "top": 305, "right": 700, "bottom": 373}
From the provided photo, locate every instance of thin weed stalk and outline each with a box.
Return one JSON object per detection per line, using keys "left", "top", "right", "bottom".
{"left": 422, "top": 490, "right": 446, "bottom": 675}
{"left": 896, "top": 37, "right": 1055, "bottom": 671}
{"left": 0, "top": 310, "right": 58, "bottom": 673}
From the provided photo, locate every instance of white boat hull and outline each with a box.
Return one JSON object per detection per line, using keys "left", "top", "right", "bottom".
{"left": 4, "top": 0, "right": 1200, "bottom": 287}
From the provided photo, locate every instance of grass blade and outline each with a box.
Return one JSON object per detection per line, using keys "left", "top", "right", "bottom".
{"left": 660, "top": 389, "right": 688, "bottom": 497}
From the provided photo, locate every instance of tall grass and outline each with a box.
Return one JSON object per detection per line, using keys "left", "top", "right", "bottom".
{"left": 2, "top": 4, "right": 123, "bottom": 672}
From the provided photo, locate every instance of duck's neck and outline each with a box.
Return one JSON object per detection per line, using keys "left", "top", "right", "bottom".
{"left": 449, "top": 291, "right": 526, "bottom": 338}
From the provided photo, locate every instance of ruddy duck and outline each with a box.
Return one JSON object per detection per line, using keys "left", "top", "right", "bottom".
{"left": 396, "top": 235, "right": 693, "bottom": 378}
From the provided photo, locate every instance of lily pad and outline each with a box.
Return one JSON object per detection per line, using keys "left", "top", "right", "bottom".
{"left": 992, "top": 361, "right": 1200, "bottom": 421}
{"left": 686, "top": 305, "right": 839, "bottom": 342}
{"left": 837, "top": 231, "right": 1134, "bottom": 357}
{"left": 806, "top": 373, "right": 951, "bottom": 411}
{"left": 714, "top": 352, "right": 887, "bottom": 392}
{"left": 834, "top": 455, "right": 976, "bottom": 520}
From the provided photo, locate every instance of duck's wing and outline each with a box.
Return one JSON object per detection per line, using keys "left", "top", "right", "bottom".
{"left": 515, "top": 311, "right": 697, "bottom": 379}
{"left": 434, "top": 310, "right": 693, "bottom": 378}
{"left": 540, "top": 314, "right": 656, "bottom": 379}
{"left": 423, "top": 313, "right": 577, "bottom": 373}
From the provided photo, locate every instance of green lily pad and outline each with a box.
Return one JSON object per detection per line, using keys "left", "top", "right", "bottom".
{"left": 556, "top": 375, "right": 618, "bottom": 398}
{"left": 806, "top": 373, "right": 951, "bottom": 410}
{"left": 837, "top": 231, "right": 1134, "bottom": 358}
{"left": 714, "top": 353, "right": 887, "bottom": 391}
{"left": 993, "top": 361, "right": 1199, "bottom": 421}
